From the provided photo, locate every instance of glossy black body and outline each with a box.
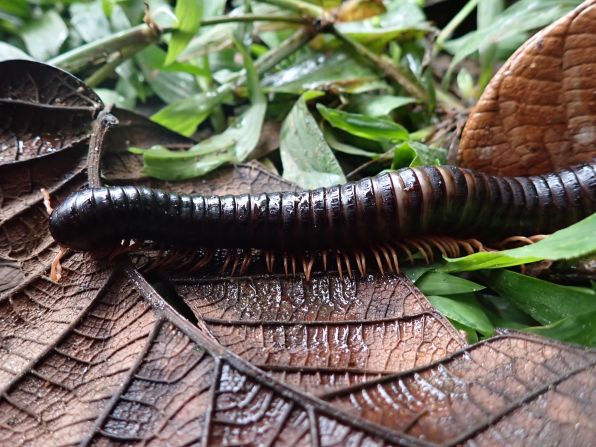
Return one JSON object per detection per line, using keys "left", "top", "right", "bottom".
{"left": 49, "top": 162, "right": 596, "bottom": 252}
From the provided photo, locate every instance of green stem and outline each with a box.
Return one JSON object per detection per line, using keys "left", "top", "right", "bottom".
{"left": 332, "top": 26, "right": 428, "bottom": 101}
{"left": 85, "top": 43, "right": 147, "bottom": 87}
{"left": 435, "top": 0, "right": 478, "bottom": 50}
{"left": 202, "top": 13, "right": 308, "bottom": 25}
{"left": 257, "top": 0, "right": 325, "bottom": 17}
{"left": 48, "top": 24, "right": 161, "bottom": 73}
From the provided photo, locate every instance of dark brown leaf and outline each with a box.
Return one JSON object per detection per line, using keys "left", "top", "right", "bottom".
{"left": 174, "top": 274, "right": 467, "bottom": 394}
{"left": 322, "top": 333, "right": 596, "bottom": 445}
{"left": 0, "top": 60, "right": 101, "bottom": 164}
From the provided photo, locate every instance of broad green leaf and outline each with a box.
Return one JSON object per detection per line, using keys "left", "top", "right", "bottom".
{"left": 262, "top": 53, "right": 380, "bottom": 95}
{"left": 165, "top": 0, "right": 203, "bottom": 66}
{"left": 318, "top": 104, "right": 409, "bottom": 143}
{"left": 351, "top": 95, "right": 416, "bottom": 116}
{"left": 232, "top": 38, "right": 266, "bottom": 161}
{"left": 417, "top": 271, "right": 485, "bottom": 296}
{"left": 20, "top": 10, "right": 68, "bottom": 60}
{"left": 523, "top": 310, "right": 596, "bottom": 347}
{"left": 484, "top": 270, "right": 596, "bottom": 325}
{"left": 478, "top": 293, "right": 538, "bottom": 329}
{"left": 323, "top": 126, "right": 379, "bottom": 158}
{"left": 70, "top": 1, "right": 111, "bottom": 43}
{"left": 151, "top": 87, "right": 231, "bottom": 136}
{"left": 392, "top": 141, "right": 446, "bottom": 169}
{"left": 443, "top": 213, "right": 596, "bottom": 272}
{"left": 137, "top": 46, "right": 201, "bottom": 105}
{"left": 137, "top": 39, "right": 263, "bottom": 177}
{"left": 0, "top": 0, "right": 29, "bottom": 19}
{"left": 139, "top": 149, "right": 234, "bottom": 181}
{"left": 427, "top": 294, "right": 494, "bottom": 336}
{"left": 0, "top": 42, "right": 32, "bottom": 61}
{"left": 280, "top": 94, "right": 346, "bottom": 189}
{"left": 335, "top": 3, "right": 430, "bottom": 50}
{"left": 445, "top": 0, "right": 583, "bottom": 69}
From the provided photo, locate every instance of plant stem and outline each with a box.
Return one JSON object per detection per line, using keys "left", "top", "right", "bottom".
{"left": 202, "top": 14, "right": 308, "bottom": 26}
{"left": 85, "top": 43, "right": 147, "bottom": 87}
{"left": 332, "top": 27, "right": 429, "bottom": 101}
{"left": 48, "top": 24, "right": 161, "bottom": 73}
{"left": 257, "top": 0, "right": 325, "bottom": 17}
{"left": 435, "top": 0, "right": 478, "bottom": 50}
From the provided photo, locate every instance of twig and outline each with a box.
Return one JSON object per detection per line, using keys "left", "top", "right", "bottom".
{"left": 48, "top": 24, "right": 161, "bottom": 73}
{"left": 257, "top": 0, "right": 326, "bottom": 17}
{"left": 203, "top": 14, "right": 308, "bottom": 25}
{"left": 435, "top": 0, "right": 478, "bottom": 50}
{"left": 84, "top": 43, "right": 147, "bottom": 87}
{"left": 331, "top": 26, "right": 429, "bottom": 102}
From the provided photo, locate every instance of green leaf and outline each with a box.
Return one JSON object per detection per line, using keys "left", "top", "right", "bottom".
{"left": 0, "top": 42, "right": 31, "bottom": 61}
{"left": 20, "top": 10, "right": 68, "bottom": 60}
{"left": 0, "top": 0, "right": 30, "bottom": 19}
{"left": 484, "top": 270, "right": 596, "bottom": 325}
{"left": 351, "top": 94, "right": 416, "bottom": 116}
{"left": 280, "top": 94, "right": 346, "bottom": 189}
{"left": 232, "top": 38, "right": 266, "bottom": 161}
{"left": 427, "top": 294, "right": 494, "bottom": 336}
{"left": 416, "top": 271, "right": 485, "bottom": 296}
{"left": 443, "top": 213, "right": 596, "bottom": 272}
{"left": 137, "top": 46, "right": 202, "bottom": 104}
{"left": 262, "top": 53, "right": 380, "bottom": 95}
{"left": 323, "top": 126, "right": 379, "bottom": 158}
{"left": 317, "top": 104, "right": 409, "bottom": 143}
{"left": 335, "top": 3, "right": 430, "bottom": 50}
{"left": 523, "top": 310, "right": 596, "bottom": 347}
{"left": 70, "top": 1, "right": 112, "bottom": 43}
{"left": 445, "top": 0, "right": 583, "bottom": 70}
{"left": 165, "top": 0, "right": 203, "bottom": 66}
{"left": 151, "top": 87, "right": 231, "bottom": 136}
{"left": 137, "top": 148, "right": 234, "bottom": 181}
{"left": 391, "top": 141, "right": 446, "bottom": 169}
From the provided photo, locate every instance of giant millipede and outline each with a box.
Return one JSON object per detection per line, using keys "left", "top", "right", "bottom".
{"left": 48, "top": 161, "right": 596, "bottom": 281}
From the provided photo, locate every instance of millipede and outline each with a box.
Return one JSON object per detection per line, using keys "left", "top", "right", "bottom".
{"left": 48, "top": 161, "right": 596, "bottom": 281}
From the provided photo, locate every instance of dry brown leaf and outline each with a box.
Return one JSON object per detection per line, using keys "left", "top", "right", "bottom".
{"left": 173, "top": 274, "right": 466, "bottom": 395}
{"left": 458, "top": 0, "right": 596, "bottom": 175}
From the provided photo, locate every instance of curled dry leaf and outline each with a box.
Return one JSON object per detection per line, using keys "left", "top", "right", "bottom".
{"left": 0, "top": 60, "right": 595, "bottom": 446}
{"left": 458, "top": 0, "right": 596, "bottom": 175}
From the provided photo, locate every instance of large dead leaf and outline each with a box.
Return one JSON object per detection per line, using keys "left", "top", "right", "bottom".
{"left": 0, "top": 60, "right": 594, "bottom": 446}
{"left": 173, "top": 274, "right": 466, "bottom": 395}
{"left": 458, "top": 0, "right": 596, "bottom": 175}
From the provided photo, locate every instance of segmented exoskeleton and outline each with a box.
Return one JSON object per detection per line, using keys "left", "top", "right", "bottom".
{"left": 49, "top": 162, "right": 596, "bottom": 280}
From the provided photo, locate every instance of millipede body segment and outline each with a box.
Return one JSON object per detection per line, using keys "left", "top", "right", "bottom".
{"left": 49, "top": 163, "right": 596, "bottom": 275}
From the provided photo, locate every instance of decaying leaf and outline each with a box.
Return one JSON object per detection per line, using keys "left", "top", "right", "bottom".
{"left": 0, "top": 60, "right": 594, "bottom": 446}
{"left": 458, "top": 0, "right": 596, "bottom": 175}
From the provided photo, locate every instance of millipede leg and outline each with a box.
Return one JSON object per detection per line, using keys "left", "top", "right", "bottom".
{"left": 240, "top": 252, "right": 252, "bottom": 275}
{"left": 379, "top": 245, "right": 393, "bottom": 272}
{"left": 50, "top": 246, "right": 68, "bottom": 282}
{"left": 322, "top": 251, "right": 328, "bottom": 272}
{"left": 221, "top": 251, "right": 233, "bottom": 273}
{"left": 395, "top": 241, "right": 415, "bottom": 265}
{"left": 335, "top": 251, "right": 344, "bottom": 280}
{"left": 371, "top": 247, "right": 385, "bottom": 274}
{"left": 342, "top": 252, "right": 353, "bottom": 279}
{"left": 189, "top": 249, "right": 214, "bottom": 272}
{"left": 387, "top": 245, "right": 399, "bottom": 272}
{"left": 41, "top": 188, "right": 53, "bottom": 214}
{"left": 407, "top": 239, "right": 431, "bottom": 264}
{"left": 230, "top": 253, "right": 242, "bottom": 276}
{"left": 302, "top": 255, "right": 315, "bottom": 282}
{"left": 283, "top": 254, "right": 289, "bottom": 276}
{"left": 354, "top": 250, "right": 366, "bottom": 277}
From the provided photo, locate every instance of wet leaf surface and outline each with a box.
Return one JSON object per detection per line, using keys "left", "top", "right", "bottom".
{"left": 0, "top": 60, "right": 594, "bottom": 446}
